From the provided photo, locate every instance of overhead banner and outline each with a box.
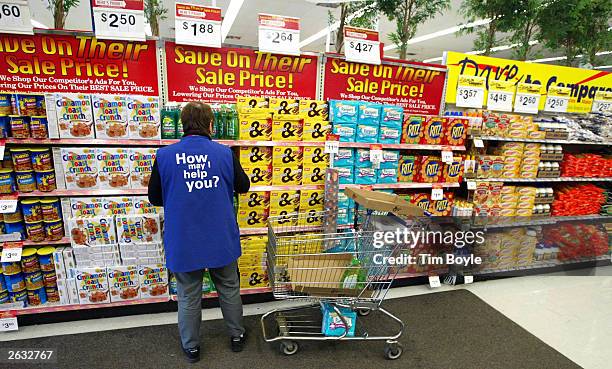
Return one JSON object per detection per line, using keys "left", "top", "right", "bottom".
{"left": 0, "top": 33, "right": 159, "bottom": 95}
{"left": 444, "top": 51, "right": 612, "bottom": 113}
{"left": 165, "top": 42, "right": 318, "bottom": 102}
{"left": 323, "top": 56, "right": 447, "bottom": 115}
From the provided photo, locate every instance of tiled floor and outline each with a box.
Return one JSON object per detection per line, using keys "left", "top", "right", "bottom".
{"left": 2, "top": 268, "right": 611, "bottom": 369}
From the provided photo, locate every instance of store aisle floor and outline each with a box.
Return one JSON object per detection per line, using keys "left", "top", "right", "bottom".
{"left": 2, "top": 273, "right": 611, "bottom": 369}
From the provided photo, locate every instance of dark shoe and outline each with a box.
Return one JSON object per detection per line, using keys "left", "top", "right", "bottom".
{"left": 231, "top": 331, "right": 247, "bottom": 352}
{"left": 182, "top": 346, "right": 200, "bottom": 363}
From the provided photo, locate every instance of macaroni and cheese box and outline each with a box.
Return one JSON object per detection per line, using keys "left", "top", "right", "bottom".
{"left": 402, "top": 115, "right": 424, "bottom": 144}
{"left": 272, "top": 146, "right": 303, "bottom": 166}
{"left": 129, "top": 148, "right": 156, "bottom": 189}
{"left": 55, "top": 93, "right": 94, "bottom": 138}
{"left": 127, "top": 95, "right": 160, "bottom": 139}
{"left": 302, "top": 146, "right": 329, "bottom": 167}
{"left": 272, "top": 117, "right": 303, "bottom": 141}
{"left": 303, "top": 121, "right": 331, "bottom": 141}
{"left": 269, "top": 98, "right": 299, "bottom": 115}
{"left": 299, "top": 100, "right": 329, "bottom": 121}
{"left": 419, "top": 116, "right": 444, "bottom": 145}
{"left": 270, "top": 190, "right": 300, "bottom": 211}
{"left": 237, "top": 208, "right": 269, "bottom": 228}
{"left": 97, "top": 148, "right": 130, "bottom": 189}
{"left": 236, "top": 146, "right": 272, "bottom": 168}
{"left": 93, "top": 95, "right": 129, "bottom": 139}
{"left": 237, "top": 96, "right": 269, "bottom": 111}
{"left": 333, "top": 123, "right": 356, "bottom": 142}
{"left": 115, "top": 214, "right": 162, "bottom": 244}
{"left": 75, "top": 267, "right": 110, "bottom": 304}
{"left": 244, "top": 165, "right": 272, "bottom": 186}
{"left": 300, "top": 189, "right": 324, "bottom": 210}
{"left": 61, "top": 148, "right": 98, "bottom": 189}
{"left": 302, "top": 165, "right": 326, "bottom": 185}
{"left": 108, "top": 265, "right": 140, "bottom": 302}
{"left": 238, "top": 192, "right": 270, "bottom": 211}
{"left": 138, "top": 264, "right": 169, "bottom": 299}
{"left": 329, "top": 100, "right": 358, "bottom": 124}
{"left": 239, "top": 112, "right": 272, "bottom": 140}
{"left": 272, "top": 166, "right": 302, "bottom": 186}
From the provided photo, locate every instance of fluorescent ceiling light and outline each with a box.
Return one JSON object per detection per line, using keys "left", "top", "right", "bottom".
{"left": 528, "top": 51, "right": 611, "bottom": 63}
{"left": 31, "top": 19, "right": 49, "bottom": 29}
{"left": 221, "top": 0, "right": 244, "bottom": 42}
{"left": 422, "top": 56, "right": 443, "bottom": 63}
{"left": 594, "top": 65, "right": 611, "bottom": 69}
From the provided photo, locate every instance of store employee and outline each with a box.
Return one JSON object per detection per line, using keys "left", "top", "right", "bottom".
{"left": 148, "top": 102, "right": 250, "bottom": 363}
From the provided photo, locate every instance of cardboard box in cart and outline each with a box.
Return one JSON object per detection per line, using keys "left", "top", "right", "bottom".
{"left": 344, "top": 187, "right": 426, "bottom": 217}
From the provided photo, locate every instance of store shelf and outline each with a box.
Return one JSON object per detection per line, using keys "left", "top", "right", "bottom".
{"left": 473, "top": 214, "right": 610, "bottom": 229}
{"left": 478, "top": 136, "right": 612, "bottom": 145}
{"left": 170, "top": 287, "right": 272, "bottom": 301}
{"left": 339, "top": 182, "right": 461, "bottom": 190}
{"left": 484, "top": 177, "right": 612, "bottom": 183}
{"left": 22, "top": 237, "right": 71, "bottom": 246}
{"left": 18, "top": 189, "right": 149, "bottom": 197}
{"left": 474, "top": 255, "right": 611, "bottom": 276}
{"left": 2, "top": 297, "right": 170, "bottom": 316}
{"left": 5, "top": 138, "right": 465, "bottom": 151}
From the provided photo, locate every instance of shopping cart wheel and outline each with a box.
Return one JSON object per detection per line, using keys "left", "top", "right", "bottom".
{"left": 384, "top": 343, "right": 403, "bottom": 360}
{"left": 280, "top": 340, "right": 299, "bottom": 355}
{"left": 357, "top": 308, "right": 371, "bottom": 316}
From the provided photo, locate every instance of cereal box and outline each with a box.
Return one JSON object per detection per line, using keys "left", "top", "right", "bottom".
{"left": 272, "top": 146, "right": 303, "bottom": 166}
{"left": 244, "top": 165, "right": 272, "bottom": 186}
{"left": 104, "top": 197, "right": 135, "bottom": 216}
{"left": 272, "top": 116, "right": 303, "bottom": 141}
{"left": 443, "top": 118, "right": 467, "bottom": 146}
{"left": 237, "top": 96, "right": 269, "bottom": 111}
{"left": 61, "top": 148, "right": 98, "bottom": 189}
{"left": 108, "top": 265, "right": 140, "bottom": 302}
{"left": 303, "top": 121, "right": 331, "bottom": 141}
{"left": 75, "top": 267, "right": 110, "bottom": 304}
{"left": 270, "top": 190, "right": 300, "bottom": 211}
{"left": 54, "top": 93, "right": 94, "bottom": 138}
{"left": 302, "top": 146, "right": 329, "bottom": 167}
{"left": 129, "top": 148, "right": 156, "bottom": 189}
{"left": 302, "top": 165, "right": 326, "bottom": 185}
{"left": 133, "top": 196, "right": 163, "bottom": 215}
{"left": 398, "top": 155, "right": 416, "bottom": 182}
{"left": 138, "top": 264, "right": 169, "bottom": 299}
{"left": 115, "top": 214, "right": 162, "bottom": 244}
{"left": 92, "top": 95, "right": 129, "bottom": 139}
{"left": 127, "top": 95, "right": 160, "bottom": 139}
{"left": 419, "top": 116, "right": 444, "bottom": 145}
{"left": 402, "top": 115, "right": 424, "bottom": 144}
{"left": 238, "top": 191, "right": 270, "bottom": 211}
{"left": 299, "top": 189, "right": 324, "bottom": 210}
{"left": 68, "top": 216, "right": 116, "bottom": 246}
{"left": 236, "top": 146, "right": 271, "bottom": 168}
{"left": 70, "top": 197, "right": 107, "bottom": 217}
{"left": 272, "top": 165, "right": 302, "bottom": 186}
{"left": 414, "top": 156, "right": 442, "bottom": 183}
{"left": 97, "top": 148, "right": 130, "bottom": 189}
{"left": 237, "top": 208, "right": 269, "bottom": 228}
{"left": 299, "top": 100, "right": 329, "bottom": 121}
{"left": 269, "top": 98, "right": 299, "bottom": 115}
{"left": 239, "top": 112, "right": 272, "bottom": 140}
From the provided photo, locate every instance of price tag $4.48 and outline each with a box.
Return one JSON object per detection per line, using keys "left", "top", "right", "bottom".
{"left": 487, "top": 90, "right": 513, "bottom": 112}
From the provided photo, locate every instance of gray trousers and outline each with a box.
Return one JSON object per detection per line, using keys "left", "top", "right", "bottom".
{"left": 174, "top": 260, "right": 245, "bottom": 349}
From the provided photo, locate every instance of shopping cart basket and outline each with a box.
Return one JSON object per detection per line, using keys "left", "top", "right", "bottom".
{"left": 260, "top": 189, "right": 428, "bottom": 360}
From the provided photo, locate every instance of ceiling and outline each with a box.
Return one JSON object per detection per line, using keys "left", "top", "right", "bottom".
{"left": 26, "top": 0, "right": 611, "bottom": 69}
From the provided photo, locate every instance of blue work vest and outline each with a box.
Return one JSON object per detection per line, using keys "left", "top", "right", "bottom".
{"left": 156, "top": 135, "right": 240, "bottom": 272}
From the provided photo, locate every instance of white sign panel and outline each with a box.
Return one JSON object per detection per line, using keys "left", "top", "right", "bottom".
{"left": 0, "top": 0, "right": 32, "bottom": 34}
{"left": 258, "top": 13, "right": 300, "bottom": 56}
{"left": 175, "top": 3, "right": 222, "bottom": 48}
{"left": 343, "top": 26, "right": 380, "bottom": 65}
{"left": 92, "top": 0, "right": 146, "bottom": 41}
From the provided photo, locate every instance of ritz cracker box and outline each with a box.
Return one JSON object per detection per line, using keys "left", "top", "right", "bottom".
{"left": 97, "top": 148, "right": 130, "bottom": 189}
{"left": 75, "top": 267, "right": 110, "bottom": 304}
{"left": 138, "top": 264, "right": 169, "bottom": 299}
{"left": 54, "top": 93, "right": 94, "bottom": 139}
{"left": 92, "top": 95, "right": 129, "bottom": 139}
{"left": 129, "top": 148, "right": 157, "bottom": 189}
{"left": 108, "top": 265, "right": 140, "bottom": 302}
{"left": 128, "top": 95, "right": 161, "bottom": 139}
{"left": 59, "top": 148, "right": 99, "bottom": 189}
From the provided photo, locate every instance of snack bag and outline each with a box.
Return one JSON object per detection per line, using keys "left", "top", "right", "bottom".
{"left": 329, "top": 100, "right": 358, "bottom": 124}
{"left": 402, "top": 115, "right": 424, "bottom": 144}
{"left": 299, "top": 100, "right": 329, "bottom": 121}
{"left": 358, "top": 102, "right": 381, "bottom": 125}
{"left": 303, "top": 121, "right": 331, "bottom": 141}
{"left": 97, "top": 148, "right": 130, "bottom": 189}
{"left": 235, "top": 146, "right": 272, "bottom": 168}
{"left": 55, "top": 93, "right": 94, "bottom": 138}
{"left": 127, "top": 95, "right": 160, "bottom": 139}
{"left": 332, "top": 123, "right": 356, "bottom": 142}
{"left": 129, "top": 148, "right": 157, "bottom": 189}
{"left": 93, "top": 95, "right": 129, "bottom": 139}
{"left": 419, "top": 116, "right": 444, "bottom": 145}
{"left": 269, "top": 98, "right": 299, "bottom": 115}
{"left": 61, "top": 148, "right": 98, "bottom": 189}
{"left": 272, "top": 116, "right": 303, "bottom": 141}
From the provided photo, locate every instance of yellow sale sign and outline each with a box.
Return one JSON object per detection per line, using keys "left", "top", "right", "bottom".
{"left": 444, "top": 51, "right": 612, "bottom": 113}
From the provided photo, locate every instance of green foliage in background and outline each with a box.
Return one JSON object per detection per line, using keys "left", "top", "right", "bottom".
{"left": 47, "top": 0, "right": 79, "bottom": 29}
{"left": 144, "top": 0, "right": 168, "bottom": 37}
{"left": 328, "top": 1, "right": 377, "bottom": 53}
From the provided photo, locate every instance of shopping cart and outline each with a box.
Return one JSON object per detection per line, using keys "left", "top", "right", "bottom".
{"left": 260, "top": 189, "right": 428, "bottom": 360}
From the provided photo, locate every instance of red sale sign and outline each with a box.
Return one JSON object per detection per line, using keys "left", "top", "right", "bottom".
{"left": 0, "top": 33, "right": 158, "bottom": 95}
{"left": 165, "top": 42, "right": 318, "bottom": 102}
{"left": 323, "top": 56, "right": 447, "bottom": 115}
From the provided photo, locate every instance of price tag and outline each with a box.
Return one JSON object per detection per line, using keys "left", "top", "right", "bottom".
{"left": 0, "top": 0, "right": 33, "bottom": 35}
{"left": 591, "top": 91, "right": 612, "bottom": 113}
{"left": 0, "top": 315, "right": 18, "bottom": 331}
{"left": 0, "top": 138, "right": 5, "bottom": 160}
{"left": 428, "top": 275, "right": 441, "bottom": 288}
{"left": 464, "top": 275, "right": 474, "bottom": 284}
{"left": 473, "top": 138, "right": 484, "bottom": 148}
{"left": 487, "top": 80, "right": 515, "bottom": 112}
{"left": 455, "top": 75, "right": 485, "bottom": 108}
{"left": 343, "top": 26, "right": 381, "bottom": 65}
{"left": 441, "top": 148, "right": 453, "bottom": 164}
{"left": 258, "top": 13, "right": 300, "bottom": 56}
{"left": 467, "top": 181, "right": 477, "bottom": 190}
{"left": 1, "top": 242, "right": 23, "bottom": 263}
{"left": 0, "top": 194, "right": 17, "bottom": 213}
{"left": 369, "top": 144, "right": 383, "bottom": 167}
{"left": 175, "top": 3, "right": 222, "bottom": 48}
{"left": 92, "top": 0, "right": 146, "bottom": 41}
{"left": 431, "top": 184, "right": 443, "bottom": 200}
{"left": 544, "top": 85, "right": 571, "bottom": 113}
{"left": 514, "top": 83, "right": 542, "bottom": 114}
{"left": 324, "top": 134, "right": 340, "bottom": 154}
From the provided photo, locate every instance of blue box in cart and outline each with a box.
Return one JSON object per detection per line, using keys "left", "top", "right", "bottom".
{"left": 336, "top": 166, "right": 354, "bottom": 184}
{"left": 356, "top": 124, "right": 379, "bottom": 143}
{"left": 380, "top": 150, "right": 400, "bottom": 169}
{"left": 321, "top": 302, "right": 357, "bottom": 337}
{"left": 330, "top": 100, "right": 358, "bottom": 124}
{"left": 358, "top": 102, "right": 382, "bottom": 125}
{"left": 377, "top": 168, "right": 398, "bottom": 183}
{"left": 333, "top": 148, "right": 354, "bottom": 167}
{"left": 355, "top": 167, "right": 376, "bottom": 184}
{"left": 333, "top": 123, "right": 356, "bottom": 142}
{"left": 378, "top": 123, "right": 402, "bottom": 144}
{"left": 354, "top": 149, "right": 372, "bottom": 168}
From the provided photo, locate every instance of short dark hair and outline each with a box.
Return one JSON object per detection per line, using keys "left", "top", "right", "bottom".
{"left": 181, "top": 102, "right": 213, "bottom": 136}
